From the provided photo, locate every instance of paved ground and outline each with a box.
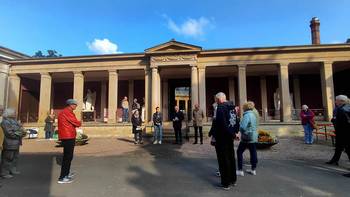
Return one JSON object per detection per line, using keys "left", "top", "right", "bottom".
{"left": 1, "top": 137, "right": 350, "bottom": 197}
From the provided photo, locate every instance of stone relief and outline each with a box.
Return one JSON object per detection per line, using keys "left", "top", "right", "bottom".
{"left": 151, "top": 55, "right": 197, "bottom": 63}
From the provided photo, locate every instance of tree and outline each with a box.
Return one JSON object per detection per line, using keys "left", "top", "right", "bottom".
{"left": 32, "top": 50, "right": 62, "bottom": 58}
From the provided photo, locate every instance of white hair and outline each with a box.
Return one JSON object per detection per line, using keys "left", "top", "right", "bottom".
{"left": 215, "top": 92, "right": 227, "bottom": 101}
{"left": 302, "top": 105, "right": 308, "bottom": 110}
{"left": 336, "top": 95, "right": 348, "bottom": 102}
{"left": 3, "top": 108, "right": 16, "bottom": 118}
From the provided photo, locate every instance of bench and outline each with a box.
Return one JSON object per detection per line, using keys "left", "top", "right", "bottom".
{"left": 313, "top": 123, "right": 336, "bottom": 146}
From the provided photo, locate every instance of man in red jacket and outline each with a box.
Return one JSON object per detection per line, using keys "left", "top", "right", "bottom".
{"left": 57, "top": 99, "right": 81, "bottom": 184}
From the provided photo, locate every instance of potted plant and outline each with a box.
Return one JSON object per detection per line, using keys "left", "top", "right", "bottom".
{"left": 257, "top": 130, "right": 278, "bottom": 149}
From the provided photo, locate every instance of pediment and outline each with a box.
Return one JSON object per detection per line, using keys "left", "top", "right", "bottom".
{"left": 145, "top": 39, "right": 202, "bottom": 54}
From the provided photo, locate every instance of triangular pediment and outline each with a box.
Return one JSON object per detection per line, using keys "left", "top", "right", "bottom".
{"left": 145, "top": 39, "right": 202, "bottom": 54}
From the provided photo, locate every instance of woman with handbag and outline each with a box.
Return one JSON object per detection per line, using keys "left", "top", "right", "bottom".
{"left": 236, "top": 101, "right": 258, "bottom": 176}
{"left": 131, "top": 110, "right": 143, "bottom": 144}
{"left": 300, "top": 105, "right": 315, "bottom": 144}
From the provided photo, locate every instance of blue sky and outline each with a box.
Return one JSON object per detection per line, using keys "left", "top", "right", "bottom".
{"left": 0, "top": 0, "right": 349, "bottom": 56}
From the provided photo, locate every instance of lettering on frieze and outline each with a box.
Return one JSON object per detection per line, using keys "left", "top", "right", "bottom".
{"left": 151, "top": 55, "right": 197, "bottom": 63}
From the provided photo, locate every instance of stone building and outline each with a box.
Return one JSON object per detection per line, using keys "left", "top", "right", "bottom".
{"left": 0, "top": 18, "right": 349, "bottom": 136}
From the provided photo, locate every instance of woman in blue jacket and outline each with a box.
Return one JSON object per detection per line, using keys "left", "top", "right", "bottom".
{"left": 236, "top": 101, "right": 258, "bottom": 176}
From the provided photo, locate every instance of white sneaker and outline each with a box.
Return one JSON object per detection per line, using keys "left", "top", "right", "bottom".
{"left": 245, "top": 169, "right": 256, "bottom": 175}
{"left": 236, "top": 170, "right": 244, "bottom": 176}
{"left": 153, "top": 140, "right": 158, "bottom": 144}
{"left": 67, "top": 172, "right": 76, "bottom": 179}
{"left": 158, "top": 141, "right": 162, "bottom": 144}
{"left": 58, "top": 177, "right": 73, "bottom": 184}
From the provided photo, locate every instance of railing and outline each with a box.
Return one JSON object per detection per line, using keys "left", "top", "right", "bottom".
{"left": 19, "top": 112, "right": 38, "bottom": 123}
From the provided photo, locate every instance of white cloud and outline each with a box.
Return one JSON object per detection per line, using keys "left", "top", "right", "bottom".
{"left": 87, "top": 38, "right": 121, "bottom": 54}
{"left": 164, "top": 15, "right": 214, "bottom": 38}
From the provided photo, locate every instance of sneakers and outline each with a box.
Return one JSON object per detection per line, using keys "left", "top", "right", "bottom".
{"left": 153, "top": 140, "right": 158, "bottom": 145}
{"left": 1, "top": 174, "right": 14, "bottom": 179}
{"left": 220, "top": 185, "right": 231, "bottom": 191}
{"left": 236, "top": 170, "right": 244, "bottom": 176}
{"left": 58, "top": 177, "right": 73, "bottom": 184}
{"left": 158, "top": 141, "right": 162, "bottom": 144}
{"left": 67, "top": 172, "right": 76, "bottom": 179}
{"left": 215, "top": 170, "right": 221, "bottom": 177}
{"left": 10, "top": 171, "right": 21, "bottom": 175}
{"left": 245, "top": 169, "right": 256, "bottom": 175}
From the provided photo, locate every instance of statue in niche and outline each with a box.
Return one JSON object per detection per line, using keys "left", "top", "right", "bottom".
{"left": 83, "top": 89, "right": 96, "bottom": 112}
{"left": 274, "top": 88, "right": 295, "bottom": 116}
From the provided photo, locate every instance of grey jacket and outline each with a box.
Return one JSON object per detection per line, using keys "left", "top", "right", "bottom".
{"left": 1, "top": 117, "right": 25, "bottom": 150}
{"left": 193, "top": 109, "right": 204, "bottom": 127}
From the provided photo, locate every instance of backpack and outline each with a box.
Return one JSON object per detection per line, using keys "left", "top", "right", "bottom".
{"left": 228, "top": 109, "right": 240, "bottom": 135}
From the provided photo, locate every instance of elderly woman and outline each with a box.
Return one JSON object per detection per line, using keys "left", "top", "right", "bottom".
{"left": 0, "top": 108, "right": 26, "bottom": 179}
{"left": 236, "top": 101, "right": 258, "bottom": 176}
{"left": 44, "top": 109, "right": 55, "bottom": 139}
{"left": 300, "top": 105, "right": 315, "bottom": 144}
{"left": 131, "top": 110, "right": 143, "bottom": 144}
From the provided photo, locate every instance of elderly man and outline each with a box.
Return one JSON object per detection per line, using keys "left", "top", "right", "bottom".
{"left": 210, "top": 92, "right": 237, "bottom": 190}
{"left": 192, "top": 104, "right": 204, "bottom": 144}
{"left": 0, "top": 108, "right": 26, "bottom": 179}
{"left": 57, "top": 99, "right": 81, "bottom": 184}
{"left": 172, "top": 106, "right": 184, "bottom": 144}
{"left": 326, "top": 95, "right": 350, "bottom": 167}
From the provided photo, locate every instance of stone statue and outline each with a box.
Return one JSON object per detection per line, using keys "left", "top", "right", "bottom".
{"left": 83, "top": 89, "right": 96, "bottom": 112}
{"left": 273, "top": 88, "right": 281, "bottom": 111}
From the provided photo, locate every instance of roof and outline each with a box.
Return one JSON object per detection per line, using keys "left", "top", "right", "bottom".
{"left": 0, "top": 46, "right": 30, "bottom": 59}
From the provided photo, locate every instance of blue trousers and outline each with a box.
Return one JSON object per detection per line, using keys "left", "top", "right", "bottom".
{"left": 303, "top": 123, "right": 313, "bottom": 144}
{"left": 237, "top": 142, "right": 258, "bottom": 170}
{"left": 154, "top": 125, "right": 163, "bottom": 142}
{"left": 122, "top": 109, "right": 129, "bottom": 122}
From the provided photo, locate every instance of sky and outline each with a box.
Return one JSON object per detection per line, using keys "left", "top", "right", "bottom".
{"left": 0, "top": 0, "right": 349, "bottom": 56}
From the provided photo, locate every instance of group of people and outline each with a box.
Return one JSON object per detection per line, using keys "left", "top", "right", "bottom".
{"left": 209, "top": 92, "right": 259, "bottom": 190}
{"left": 121, "top": 96, "right": 145, "bottom": 123}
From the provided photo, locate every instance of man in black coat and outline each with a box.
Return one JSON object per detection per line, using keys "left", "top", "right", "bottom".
{"left": 326, "top": 95, "right": 350, "bottom": 167}
{"left": 209, "top": 92, "right": 237, "bottom": 190}
{"left": 172, "top": 106, "right": 184, "bottom": 144}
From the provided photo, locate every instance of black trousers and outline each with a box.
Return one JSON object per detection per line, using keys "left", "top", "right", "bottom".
{"left": 59, "top": 139, "right": 75, "bottom": 179}
{"left": 134, "top": 131, "right": 143, "bottom": 142}
{"left": 330, "top": 141, "right": 350, "bottom": 162}
{"left": 174, "top": 127, "right": 182, "bottom": 143}
{"left": 194, "top": 126, "right": 203, "bottom": 143}
{"left": 215, "top": 139, "right": 236, "bottom": 187}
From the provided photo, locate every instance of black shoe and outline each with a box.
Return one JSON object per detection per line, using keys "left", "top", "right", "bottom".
{"left": 343, "top": 173, "right": 350, "bottom": 178}
{"left": 326, "top": 160, "right": 339, "bottom": 166}
{"left": 220, "top": 184, "right": 231, "bottom": 190}
{"left": 200, "top": 142, "right": 203, "bottom": 145}
{"left": 193, "top": 142, "right": 198, "bottom": 144}
{"left": 230, "top": 182, "right": 237, "bottom": 187}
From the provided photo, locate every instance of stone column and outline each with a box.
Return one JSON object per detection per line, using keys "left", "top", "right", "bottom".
{"left": 100, "top": 81, "right": 107, "bottom": 121}
{"left": 198, "top": 67, "right": 207, "bottom": 120}
{"left": 320, "top": 61, "right": 335, "bottom": 121}
{"left": 157, "top": 70, "right": 162, "bottom": 111}
{"left": 162, "top": 79, "right": 168, "bottom": 121}
{"left": 278, "top": 62, "right": 292, "bottom": 122}
{"left": 151, "top": 67, "right": 160, "bottom": 113}
{"left": 293, "top": 76, "right": 302, "bottom": 111}
{"left": 73, "top": 71, "right": 84, "bottom": 120}
{"left": 260, "top": 76, "right": 268, "bottom": 122}
{"left": 238, "top": 64, "right": 247, "bottom": 116}
{"left": 191, "top": 65, "right": 199, "bottom": 111}
{"left": 228, "top": 78, "right": 236, "bottom": 102}
{"left": 108, "top": 70, "right": 118, "bottom": 123}
{"left": 0, "top": 64, "right": 9, "bottom": 108}
{"left": 7, "top": 74, "right": 21, "bottom": 117}
{"left": 38, "top": 73, "right": 52, "bottom": 123}
{"left": 144, "top": 69, "right": 151, "bottom": 122}
{"left": 128, "top": 80, "right": 134, "bottom": 115}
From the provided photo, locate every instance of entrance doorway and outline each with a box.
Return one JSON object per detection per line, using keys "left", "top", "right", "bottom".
{"left": 168, "top": 79, "right": 191, "bottom": 121}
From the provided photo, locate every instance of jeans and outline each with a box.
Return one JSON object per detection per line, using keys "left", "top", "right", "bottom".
{"left": 194, "top": 126, "right": 203, "bottom": 143}
{"left": 237, "top": 142, "right": 258, "bottom": 170}
{"left": 134, "top": 131, "right": 142, "bottom": 142}
{"left": 59, "top": 139, "right": 75, "bottom": 180}
{"left": 154, "top": 125, "right": 163, "bottom": 142}
{"left": 303, "top": 123, "right": 313, "bottom": 144}
{"left": 122, "top": 108, "right": 129, "bottom": 122}
{"left": 1, "top": 149, "right": 19, "bottom": 176}
{"left": 45, "top": 130, "right": 53, "bottom": 139}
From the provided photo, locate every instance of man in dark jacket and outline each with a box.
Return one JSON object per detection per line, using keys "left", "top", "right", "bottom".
{"left": 326, "top": 95, "right": 350, "bottom": 167}
{"left": 57, "top": 99, "right": 81, "bottom": 184}
{"left": 210, "top": 92, "right": 237, "bottom": 190}
{"left": 172, "top": 106, "right": 184, "bottom": 144}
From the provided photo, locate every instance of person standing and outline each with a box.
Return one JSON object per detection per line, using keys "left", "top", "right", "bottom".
{"left": 210, "top": 92, "right": 237, "bottom": 190}
{"left": 131, "top": 110, "right": 143, "bottom": 144}
{"left": 0, "top": 108, "right": 26, "bottom": 179}
{"left": 172, "top": 106, "right": 184, "bottom": 144}
{"left": 326, "top": 95, "right": 350, "bottom": 166}
{"left": 57, "top": 99, "right": 81, "bottom": 184}
{"left": 236, "top": 101, "right": 258, "bottom": 176}
{"left": 44, "top": 109, "right": 55, "bottom": 139}
{"left": 121, "top": 96, "right": 129, "bottom": 123}
{"left": 192, "top": 104, "right": 204, "bottom": 144}
{"left": 132, "top": 98, "right": 141, "bottom": 114}
{"left": 300, "top": 105, "right": 315, "bottom": 144}
{"left": 152, "top": 107, "right": 163, "bottom": 144}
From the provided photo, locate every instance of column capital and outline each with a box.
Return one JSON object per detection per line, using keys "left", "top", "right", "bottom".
{"left": 8, "top": 73, "right": 20, "bottom": 78}
{"left": 323, "top": 61, "right": 334, "bottom": 66}
{"left": 279, "top": 62, "right": 290, "bottom": 67}
{"left": 190, "top": 63, "right": 197, "bottom": 67}
{"left": 237, "top": 64, "right": 247, "bottom": 68}
{"left": 73, "top": 71, "right": 84, "bottom": 75}
{"left": 151, "top": 67, "right": 158, "bottom": 72}
{"left": 108, "top": 69, "right": 118, "bottom": 74}
{"left": 40, "top": 72, "right": 51, "bottom": 77}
